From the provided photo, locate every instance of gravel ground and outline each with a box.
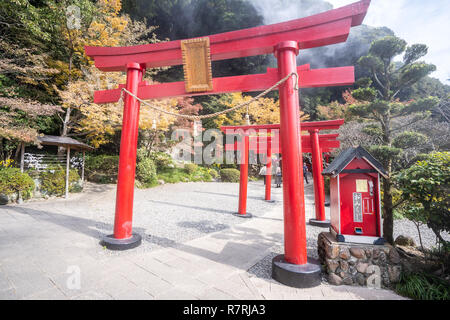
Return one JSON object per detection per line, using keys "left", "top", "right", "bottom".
{"left": 119, "top": 181, "right": 282, "bottom": 256}
{"left": 16, "top": 180, "right": 283, "bottom": 258}
{"left": 12, "top": 176, "right": 448, "bottom": 263}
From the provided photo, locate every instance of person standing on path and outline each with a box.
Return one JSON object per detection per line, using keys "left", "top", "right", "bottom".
{"left": 259, "top": 165, "right": 267, "bottom": 185}
{"left": 275, "top": 165, "right": 282, "bottom": 188}
{"left": 303, "top": 163, "right": 309, "bottom": 184}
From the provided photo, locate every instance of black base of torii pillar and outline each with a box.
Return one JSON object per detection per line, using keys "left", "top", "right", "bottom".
{"left": 272, "top": 255, "right": 322, "bottom": 288}
{"left": 309, "top": 218, "right": 331, "bottom": 228}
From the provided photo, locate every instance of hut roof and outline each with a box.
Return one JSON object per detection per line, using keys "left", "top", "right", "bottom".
{"left": 322, "top": 146, "right": 388, "bottom": 178}
{"left": 37, "top": 135, "right": 94, "bottom": 151}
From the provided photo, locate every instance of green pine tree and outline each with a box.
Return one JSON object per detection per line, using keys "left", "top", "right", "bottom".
{"left": 348, "top": 36, "right": 439, "bottom": 243}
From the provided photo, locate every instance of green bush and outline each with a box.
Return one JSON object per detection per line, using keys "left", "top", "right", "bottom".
{"left": 395, "top": 152, "right": 450, "bottom": 249}
{"left": 157, "top": 168, "right": 188, "bottom": 184}
{"left": 220, "top": 168, "right": 240, "bottom": 182}
{"left": 39, "top": 167, "right": 80, "bottom": 196}
{"left": 136, "top": 157, "right": 157, "bottom": 187}
{"left": 184, "top": 163, "right": 198, "bottom": 174}
{"left": 85, "top": 154, "right": 119, "bottom": 183}
{"left": 208, "top": 168, "right": 219, "bottom": 179}
{"left": 157, "top": 166, "right": 213, "bottom": 184}
{"left": 395, "top": 272, "right": 450, "bottom": 300}
{"left": 150, "top": 151, "right": 174, "bottom": 170}
{"left": 189, "top": 166, "right": 212, "bottom": 182}
{"left": 0, "top": 168, "right": 34, "bottom": 199}
{"left": 85, "top": 154, "right": 119, "bottom": 174}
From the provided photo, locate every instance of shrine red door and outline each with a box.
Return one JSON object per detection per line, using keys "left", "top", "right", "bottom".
{"left": 340, "top": 173, "right": 378, "bottom": 236}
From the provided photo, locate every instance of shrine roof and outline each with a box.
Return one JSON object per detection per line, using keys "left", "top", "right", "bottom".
{"left": 37, "top": 135, "right": 94, "bottom": 151}
{"left": 322, "top": 146, "right": 387, "bottom": 178}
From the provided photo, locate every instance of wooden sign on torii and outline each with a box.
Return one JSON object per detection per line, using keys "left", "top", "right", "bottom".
{"left": 85, "top": 0, "right": 371, "bottom": 288}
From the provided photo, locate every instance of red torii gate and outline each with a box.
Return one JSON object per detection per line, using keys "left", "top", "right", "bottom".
{"left": 223, "top": 131, "right": 339, "bottom": 203}
{"left": 221, "top": 120, "right": 343, "bottom": 220}
{"left": 85, "top": 0, "right": 370, "bottom": 288}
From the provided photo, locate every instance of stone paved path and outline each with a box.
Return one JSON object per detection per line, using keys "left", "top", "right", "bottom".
{"left": 0, "top": 179, "right": 406, "bottom": 300}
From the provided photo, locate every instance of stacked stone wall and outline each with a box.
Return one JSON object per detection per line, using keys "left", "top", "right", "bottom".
{"left": 318, "top": 232, "right": 402, "bottom": 288}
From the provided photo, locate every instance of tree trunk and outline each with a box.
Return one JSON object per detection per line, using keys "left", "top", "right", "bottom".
{"left": 414, "top": 221, "right": 424, "bottom": 251}
{"left": 382, "top": 177, "right": 394, "bottom": 244}
{"left": 59, "top": 50, "right": 73, "bottom": 156}
{"left": 58, "top": 106, "right": 71, "bottom": 156}
{"left": 13, "top": 143, "right": 21, "bottom": 162}
{"left": 0, "top": 138, "right": 4, "bottom": 161}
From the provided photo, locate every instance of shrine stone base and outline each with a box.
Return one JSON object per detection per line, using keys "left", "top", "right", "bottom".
{"left": 318, "top": 232, "right": 402, "bottom": 288}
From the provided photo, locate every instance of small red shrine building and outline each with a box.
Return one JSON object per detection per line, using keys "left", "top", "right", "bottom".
{"left": 322, "top": 146, "right": 387, "bottom": 245}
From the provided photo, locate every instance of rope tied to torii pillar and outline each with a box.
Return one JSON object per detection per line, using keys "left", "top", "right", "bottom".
{"left": 117, "top": 72, "right": 299, "bottom": 121}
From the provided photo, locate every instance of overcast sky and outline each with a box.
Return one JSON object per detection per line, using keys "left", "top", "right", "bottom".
{"left": 328, "top": 0, "right": 450, "bottom": 84}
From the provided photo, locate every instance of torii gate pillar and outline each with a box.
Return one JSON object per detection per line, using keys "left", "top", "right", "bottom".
{"left": 236, "top": 135, "right": 252, "bottom": 218}
{"left": 102, "top": 63, "right": 144, "bottom": 250}
{"left": 271, "top": 41, "right": 321, "bottom": 288}
{"left": 309, "top": 129, "right": 330, "bottom": 227}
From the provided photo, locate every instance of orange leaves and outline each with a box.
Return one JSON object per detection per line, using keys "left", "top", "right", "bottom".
{"left": 317, "top": 90, "right": 355, "bottom": 121}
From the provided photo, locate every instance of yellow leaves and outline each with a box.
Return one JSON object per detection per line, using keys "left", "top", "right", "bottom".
{"left": 78, "top": 102, "right": 122, "bottom": 148}
{"left": 213, "top": 92, "right": 309, "bottom": 127}
{"left": 139, "top": 99, "right": 177, "bottom": 131}
{"left": 98, "top": 0, "right": 122, "bottom": 16}
{"left": 61, "top": 1, "right": 130, "bottom": 66}
{"left": 62, "top": 67, "right": 178, "bottom": 147}
{"left": 85, "top": 19, "right": 127, "bottom": 48}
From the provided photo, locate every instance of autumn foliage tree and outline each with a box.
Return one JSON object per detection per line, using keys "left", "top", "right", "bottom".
{"left": 317, "top": 90, "right": 357, "bottom": 121}
{"left": 213, "top": 92, "right": 309, "bottom": 128}
{"left": 0, "top": 97, "right": 61, "bottom": 161}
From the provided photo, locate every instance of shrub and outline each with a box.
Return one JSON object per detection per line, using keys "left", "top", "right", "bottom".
{"left": 150, "top": 151, "right": 174, "bottom": 170}
{"left": 85, "top": 155, "right": 119, "bottom": 174}
{"left": 157, "top": 168, "right": 187, "bottom": 184}
{"left": 0, "top": 168, "right": 34, "bottom": 199}
{"left": 395, "top": 272, "right": 450, "bottom": 300}
{"left": 190, "top": 166, "right": 212, "bottom": 182}
{"left": 208, "top": 168, "right": 219, "bottom": 179}
{"left": 220, "top": 168, "right": 240, "bottom": 182}
{"left": 395, "top": 152, "right": 450, "bottom": 249}
{"left": 201, "top": 172, "right": 212, "bottom": 182}
{"left": 184, "top": 163, "right": 198, "bottom": 174}
{"left": 39, "top": 167, "right": 80, "bottom": 196}
{"left": 85, "top": 155, "right": 119, "bottom": 183}
{"left": 136, "top": 157, "right": 157, "bottom": 187}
